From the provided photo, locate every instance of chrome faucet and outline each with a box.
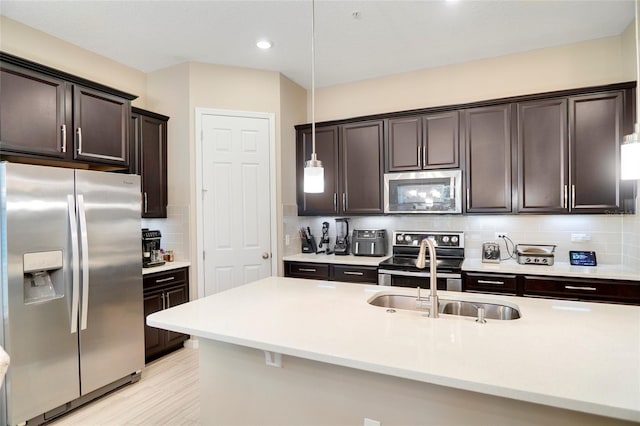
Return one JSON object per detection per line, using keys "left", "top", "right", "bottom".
{"left": 416, "top": 238, "right": 439, "bottom": 318}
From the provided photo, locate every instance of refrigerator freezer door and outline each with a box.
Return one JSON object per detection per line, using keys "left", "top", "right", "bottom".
{"left": 75, "top": 170, "right": 144, "bottom": 395}
{"left": 0, "top": 163, "right": 80, "bottom": 424}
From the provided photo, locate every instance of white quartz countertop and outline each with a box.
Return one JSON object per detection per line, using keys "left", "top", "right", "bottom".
{"left": 463, "top": 258, "right": 640, "bottom": 281}
{"left": 283, "top": 253, "right": 390, "bottom": 266}
{"left": 142, "top": 261, "right": 191, "bottom": 275}
{"left": 148, "top": 276, "right": 640, "bottom": 422}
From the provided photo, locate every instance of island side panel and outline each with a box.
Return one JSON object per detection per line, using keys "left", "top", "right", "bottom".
{"left": 199, "top": 340, "right": 633, "bottom": 426}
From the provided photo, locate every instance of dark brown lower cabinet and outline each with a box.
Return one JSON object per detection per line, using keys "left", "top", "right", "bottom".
{"left": 285, "top": 261, "right": 378, "bottom": 284}
{"left": 463, "top": 272, "right": 518, "bottom": 295}
{"left": 143, "top": 267, "right": 190, "bottom": 362}
{"left": 523, "top": 275, "right": 640, "bottom": 304}
{"left": 463, "top": 271, "right": 640, "bottom": 305}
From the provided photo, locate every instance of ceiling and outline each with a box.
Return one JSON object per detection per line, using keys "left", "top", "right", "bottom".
{"left": 0, "top": 0, "right": 635, "bottom": 89}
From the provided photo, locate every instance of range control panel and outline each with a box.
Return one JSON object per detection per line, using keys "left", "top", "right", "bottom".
{"left": 392, "top": 231, "right": 464, "bottom": 248}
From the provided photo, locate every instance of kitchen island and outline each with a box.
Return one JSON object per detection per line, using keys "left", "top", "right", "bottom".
{"left": 147, "top": 277, "right": 640, "bottom": 425}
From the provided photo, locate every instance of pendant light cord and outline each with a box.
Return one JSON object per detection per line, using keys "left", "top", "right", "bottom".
{"left": 311, "top": 0, "right": 316, "bottom": 157}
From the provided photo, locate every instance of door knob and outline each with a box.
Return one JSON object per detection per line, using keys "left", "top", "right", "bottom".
{"left": 262, "top": 252, "right": 270, "bottom": 259}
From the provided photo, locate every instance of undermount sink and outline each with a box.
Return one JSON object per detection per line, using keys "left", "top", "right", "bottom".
{"left": 369, "top": 294, "right": 521, "bottom": 320}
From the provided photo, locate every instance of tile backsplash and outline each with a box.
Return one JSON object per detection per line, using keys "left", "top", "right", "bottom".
{"left": 141, "top": 204, "right": 190, "bottom": 261}
{"left": 297, "top": 213, "right": 634, "bottom": 266}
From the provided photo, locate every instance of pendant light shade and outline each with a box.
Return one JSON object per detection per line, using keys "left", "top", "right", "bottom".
{"left": 621, "top": 0, "right": 640, "bottom": 180}
{"left": 622, "top": 124, "right": 640, "bottom": 180}
{"left": 303, "top": 0, "right": 324, "bottom": 193}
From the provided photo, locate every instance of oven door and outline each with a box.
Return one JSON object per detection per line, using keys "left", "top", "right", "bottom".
{"left": 378, "top": 269, "right": 461, "bottom": 291}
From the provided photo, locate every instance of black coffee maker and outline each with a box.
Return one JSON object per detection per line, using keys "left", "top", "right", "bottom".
{"left": 142, "top": 229, "right": 165, "bottom": 268}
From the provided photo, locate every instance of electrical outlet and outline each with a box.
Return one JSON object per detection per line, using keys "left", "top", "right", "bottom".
{"left": 494, "top": 232, "right": 508, "bottom": 240}
{"left": 364, "top": 419, "right": 381, "bottom": 426}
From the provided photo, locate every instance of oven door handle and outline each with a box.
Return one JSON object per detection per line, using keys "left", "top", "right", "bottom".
{"left": 378, "top": 269, "right": 461, "bottom": 279}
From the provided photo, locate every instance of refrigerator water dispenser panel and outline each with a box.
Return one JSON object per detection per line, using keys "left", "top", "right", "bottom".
{"left": 23, "top": 250, "right": 64, "bottom": 304}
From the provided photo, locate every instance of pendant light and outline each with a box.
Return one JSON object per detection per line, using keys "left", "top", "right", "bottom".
{"left": 303, "top": 0, "right": 324, "bottom": 193}
{"left": 622, "top": 0, "right": 640, "bottom": 180}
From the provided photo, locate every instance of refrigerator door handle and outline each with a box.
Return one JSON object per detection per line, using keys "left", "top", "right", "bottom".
{"left": 77, "top": 194, "right": 90, "bottom": 330}
{"left": 67, "top": 195, "right": 80, "bottom": 334}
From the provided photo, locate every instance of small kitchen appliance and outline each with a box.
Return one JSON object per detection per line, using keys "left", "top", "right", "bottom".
{"left": 334, "top": 218, "right": 350, "bottom": 255}
{"left": 142, "top": 229, "right": 165, "bottom": 268}
{"left": 378, "top": 231, "right": 465, "bottom": 291}
{"left": 384, "top": 170, "right": 463, "bottom": 214}
{"left": 482, "top": 241, "right": 500, "bottom": 263}
{"left": 516, "top": 244, "right": 556, "bottom": 266}
{"left": 352, "top": 229, "right": 387, "bottom": 257}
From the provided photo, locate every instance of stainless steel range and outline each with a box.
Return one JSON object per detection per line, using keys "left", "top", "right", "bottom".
{"left": 378, "top": 231, "right": 465, "bottom": 291}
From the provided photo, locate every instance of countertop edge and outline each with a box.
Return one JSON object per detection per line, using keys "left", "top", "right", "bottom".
{"left": 147, "top": 315, "right": 639, "bottom": 423}
{"left": 142, "top": 261, "right": 191, "bottom": 275}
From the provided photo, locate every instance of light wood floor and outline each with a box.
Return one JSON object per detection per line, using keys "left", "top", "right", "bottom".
{"left": 50, "top": 348, "right": 200, "bottom": 426}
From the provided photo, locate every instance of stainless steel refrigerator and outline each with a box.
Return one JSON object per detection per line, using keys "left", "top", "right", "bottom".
{"left": 0, "top": 162, "right": 144, "bottom": 425}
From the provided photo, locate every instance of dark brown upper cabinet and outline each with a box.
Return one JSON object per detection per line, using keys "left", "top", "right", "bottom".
{"left": 569, "top": 91, "right": 624, "bottom": 213}
{"left": 0, "top": 52, "right": 136, "bottom": 170}
{"left": 0, "top": 63, "right": 69, "bottom": 159}
{"left": 386, "top": 111, "right": 459, "bottom": 172}
{"left": 463, "top": 104, "right": 514, "bottom": 213}
{"left": 340, "top": 120, "right": 384, "bottom": 214}
{"left": 132, "top": 108, "right": 168, "bottom": 218}
{"left": 73, "top": 86, "right": 130, "bottom": 167}
{"left": 297, "top": 126, "right": 340, "bottom": 215}
{"left": 516, "top": 98, "right": 569, "bottom": 213}
{"left": 296, "top": 121, "right": 384, "bottom": 216}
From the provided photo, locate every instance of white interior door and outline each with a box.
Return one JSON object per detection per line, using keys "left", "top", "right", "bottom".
{"left": 200, "top": 112, "right": 272, "bottom": 296}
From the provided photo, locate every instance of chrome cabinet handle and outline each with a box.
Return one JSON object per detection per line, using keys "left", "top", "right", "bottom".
{"left": 564, "top": 285, "right": 597, "bottom": 291}
{"left": 144, "top": 192, "right": 148, "bottom": 213}
{"left": 477, "top": 280, "right": 504, "bottom": 285}
{"left": 571, "top": 185, "right": 576, "bottom": 209}
{"left": 166, "top": 292, "right": 171, "bottom": 308}
{"left": 299, "top": 268, "right": 317, "bottom": 272}
{"left": 563, "top": 185, "right": 568, "bottom": 209}
{"left": 342, "top": 193, "right": 346, "bottom": 211}
{"left": 61, "top": 124, "right": 67, "bottom": 153}
{"left": 76, "top": 127, "right": 83, "bottom": 154}
{"left": 417, "top": 146, "right": 422, "bottom": 168}
{"left": 334, "top": 193, "right": 338, "bottom": 212}
{"left": 466, "top": 187, "right": 470, "bottom": 208}
{"left": 155, "top": 277, "right": 175, "bottom": 284}
{"left": 161, "top": 293, "right": 166, "bottom": 310}
{"left": 343, "top": 271, "right": 364, "bottom": 276}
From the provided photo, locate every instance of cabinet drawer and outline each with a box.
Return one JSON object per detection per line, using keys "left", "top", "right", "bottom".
{"left": 285, "top": 262, "right": 330, "bottom": 280}
{"left": 523, "top": 276, "right": 640, "bottom": 304}
{"left": 143, "top": 268, "right": 187, "bottom": 290}
{"left": 464, "top": 273, "right": 517, "bottom": 294}
{"left": 331, "top": 265, "right": 378, "bottom": 284}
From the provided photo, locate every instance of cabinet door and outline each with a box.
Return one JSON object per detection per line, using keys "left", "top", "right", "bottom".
{"left": 569, "top": 91, "right": 623, "bottom": 213}
{"left": 284, "top": 261, "right": 330, "bottom": 280}
{"left": 517, "top": 98, "right": 568, "bottom": 213}
{"left": 423, "top": 111, "right": 459, "bottom": 169}
{"left": 464, "top": 104, "right": 514, "bottom": 213}
{"left": 386, "top": 116, "right": 421, "bottom": 171}
{"left": 139, "top": 114, "right": 168, "bottom": 218}
{"left": 165, "top": 284, "right": 190, "bottom": 347}
{"left": 73, "top": 85, "right": 130, "bottom": 166}
{"left": 0, "top": 64, "right": 69, "bottom": 159}
{"left": 340, "top": 120, "right": 384, "bottom": 214}
{"left": 463, "top": 272, "right": 518, "bottom": 295}
{"left": 331, "top": 265, "right": 378, "bottom": 284}
{"left": 297, "top": 126, "right": 340, "bottom": 215}
{"left": 143, "top": 290, "right": 166, "bottom": 360}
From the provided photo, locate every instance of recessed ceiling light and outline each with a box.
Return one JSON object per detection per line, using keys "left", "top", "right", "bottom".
{"left": 256, "top": 40, "right": 272, "bottom": 50}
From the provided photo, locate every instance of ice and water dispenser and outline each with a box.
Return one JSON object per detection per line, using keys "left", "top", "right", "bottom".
{"left": 23, "top": 250, "right": 64, "bottom": 304}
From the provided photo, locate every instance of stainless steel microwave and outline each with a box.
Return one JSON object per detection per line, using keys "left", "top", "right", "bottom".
{"left": 384, "top": 170, "right": 462, "bottom": 214}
